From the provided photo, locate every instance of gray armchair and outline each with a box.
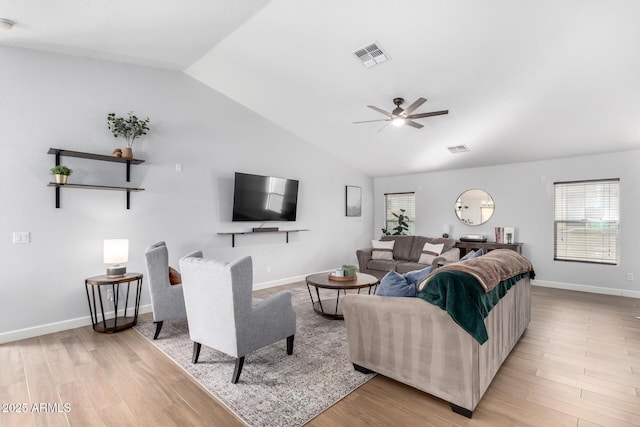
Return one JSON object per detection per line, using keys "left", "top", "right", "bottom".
{"left": 179, "top": 253, "right": 296, "bottom": 384}
{"left": 144, "top": 241, "right": 187, "bottom": 339}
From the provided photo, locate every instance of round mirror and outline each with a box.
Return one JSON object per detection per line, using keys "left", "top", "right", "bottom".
{"left": 455, "top": 189, "right": 494, "bottom": 226}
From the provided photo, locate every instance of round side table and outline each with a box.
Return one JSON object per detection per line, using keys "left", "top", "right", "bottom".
{"left": 305, "top": 272, "right": 379, "bottom": 319}
{"left": 84, "top": 273, "right": 143, "bottom": 333}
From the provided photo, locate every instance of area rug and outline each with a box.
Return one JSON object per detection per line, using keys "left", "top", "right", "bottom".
{"left": 133, "top": 286, "right": 375, "bottom": 427}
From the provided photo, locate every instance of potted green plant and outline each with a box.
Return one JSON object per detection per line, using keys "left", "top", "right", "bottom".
{"left": 381, "top": 208, "right": 410, "bottom": 235}
{"left": 107, "top": 111, "right": 151, "bottom": 159}
{"left": 50, "top": 165, "right": 73, "bottom": 184}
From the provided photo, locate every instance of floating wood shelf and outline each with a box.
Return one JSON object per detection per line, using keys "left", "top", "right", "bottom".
{"left": 218, "top": 229, "right": 309, "bottom": 247}
{"left": 48, "top": 148, "right": 145, "bottom": 209}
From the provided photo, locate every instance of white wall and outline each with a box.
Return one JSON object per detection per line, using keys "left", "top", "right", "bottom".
{"left": 0, "top": 46, "right": 373, "bottom": 341}
{"left": 374, "top": 151, "right": 640, "bottom": 296}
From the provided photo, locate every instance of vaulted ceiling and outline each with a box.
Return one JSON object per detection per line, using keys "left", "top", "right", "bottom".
{"left": 2, "top": 0, "right": 639, "bottom": 177}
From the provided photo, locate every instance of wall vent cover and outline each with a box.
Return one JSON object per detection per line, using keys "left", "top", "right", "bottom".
{"left": 353, "top": 42, "right": 389, "bottom": 68}
{"left": 447, "top": 145, "right": 470, "bottom": 153}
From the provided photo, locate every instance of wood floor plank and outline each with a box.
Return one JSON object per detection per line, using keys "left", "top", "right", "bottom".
{"left": 56, "top": 379, "right": 103, "bottom": 426}
{"left": 18, "top": 337, "right": 47, "bottom": 367}
{"left": 60, "top": 334, "right": 94, "bottom": 366}
{"left": 0, "top": 342, "right": 25, "bottom": 387}
{"left": 0, "top": 381, "right": 34, "bottom": 427}
{"left": 99, "top": 401, "right": 138, "bottom": 427}
{"left": 73, "top": 361, "right": 123, "bottom": 411}
{"left": 170, "top": 378, "right": 245, "bottom": 426}
{"left": 23, "top": 362, "right": 69, "bottom": 427}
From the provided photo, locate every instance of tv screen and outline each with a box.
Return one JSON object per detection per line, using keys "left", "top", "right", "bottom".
{"left": 232, "top": 172, "right": 299, "bottom": 222}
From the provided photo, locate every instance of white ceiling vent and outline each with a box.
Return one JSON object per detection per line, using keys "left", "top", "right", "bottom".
{"left": 447, "top": 145, "right": 470, "bottom": 153}
{"left": 353, "top": 42, "right": 389, "bottom": 68}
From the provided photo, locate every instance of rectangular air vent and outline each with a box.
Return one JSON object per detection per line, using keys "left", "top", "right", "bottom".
{"left": 447, "top": 145, "right": 470, "bottom": 153}
{"left": 353, "top": 42, "right": 389, "bottom": 68}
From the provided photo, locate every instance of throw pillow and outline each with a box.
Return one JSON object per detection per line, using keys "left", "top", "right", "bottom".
{"left": 371, "top": 240, "right": 395, "bottom": 260}
{"left": 376, "top": 271, "right": 417, "bottom": 297}
{"left": 418, "top": 242, "right": 444, "bottom": 265}
{"left": 459, "top": 249, "right": 476, "bottom": 261}
{"left": 168, "top": 266, "right": 182, "bottom": 285}
{"left": 404, "top": 265, "right": 434, "bottom": 287}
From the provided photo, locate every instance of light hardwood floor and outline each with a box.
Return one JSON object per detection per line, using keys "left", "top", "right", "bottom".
{"left": 1, "top": 285, "right": 639, "bottom": 426}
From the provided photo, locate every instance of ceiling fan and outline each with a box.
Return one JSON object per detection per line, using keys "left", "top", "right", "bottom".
{"left": 353, "top": 97, "right": 448, "bottom": 132}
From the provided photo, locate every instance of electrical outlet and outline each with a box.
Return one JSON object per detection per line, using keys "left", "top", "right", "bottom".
{"left": 267, "top": 266, "right": 272, "bottom": 273}
{"left": 107, "top": 289, "right": 114, "bottom": 302}
{"left": 627, "top": 273, "right": 634, "bottom": 281}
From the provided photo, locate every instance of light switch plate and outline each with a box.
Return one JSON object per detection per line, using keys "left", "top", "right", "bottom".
{"left": 13, "top": 232, "right": 30, "bottom": 243}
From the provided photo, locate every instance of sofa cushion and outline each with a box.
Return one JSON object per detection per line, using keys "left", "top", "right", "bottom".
{"left": 396, "top": 262, "right": 430, "bottom": 274}
{"left": 376, "top": 271, "right": 417, "bottom": 297}
{"left": 459, "top": 250, "right": 476, "bottom": 261}
{"left": 418, "top": 242, "right": 444, "bottom": 265}
{"left": 409, "top": 237, "right": 455, "bottom": 262}
{"left": 372, "top": 240, "right": 395, "bottom": 260}
{"left": 403, "top": 265, "right": 434, "bottom": 287}
{"left": 367, "top": 259, "right": 400, "bottom": 272}
{"left": 381, "top": 235, "right": 415, "bottom": 261}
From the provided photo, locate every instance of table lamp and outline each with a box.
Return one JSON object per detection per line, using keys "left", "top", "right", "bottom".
{"left": 104, "top": 239, "right": 128, "bottom": 278}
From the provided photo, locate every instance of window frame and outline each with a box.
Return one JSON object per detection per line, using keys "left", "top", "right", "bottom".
{"left": 383, "top": 192, "right": 415, "bottom": 235}
{"left": 553, "top": 178, "right": 620, "bottom": 265}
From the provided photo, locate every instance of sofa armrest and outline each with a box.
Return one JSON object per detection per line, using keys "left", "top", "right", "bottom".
{"left": 432, "top": 247, "right": 460, "bottom": 268}
{"left": 356, "top": 248, "right": 373, "bottom": 272}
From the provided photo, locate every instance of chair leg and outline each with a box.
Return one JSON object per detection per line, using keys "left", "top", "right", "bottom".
{"left": 153, "top": 321, "right": 164, "bottom": 340}
{"left": 192, "top": 342, "right": 201, "bottom": 364}
{"left": 231, "top": 356, "right": 245, "bottom": 384}
{"left": 286, "top": 335, "right": 294, "bottom": 355}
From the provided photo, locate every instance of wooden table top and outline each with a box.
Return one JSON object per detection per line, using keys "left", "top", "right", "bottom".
{"left": 85, "top": 272, "right": 143, "bottom": 285}
{"left": 305, "top": 272, "right": 378, "bottom": 290}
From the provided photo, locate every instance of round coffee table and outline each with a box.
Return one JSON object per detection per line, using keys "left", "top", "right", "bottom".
{"left": 305, "top": 272, "right": 379, "bottom": 319}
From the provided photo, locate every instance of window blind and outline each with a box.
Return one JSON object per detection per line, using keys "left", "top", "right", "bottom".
{"left": 384, "top": 192, "right": 415, "bottom": 235}
{"left": 554, "top": 179, "right": 620, "bottom": 265}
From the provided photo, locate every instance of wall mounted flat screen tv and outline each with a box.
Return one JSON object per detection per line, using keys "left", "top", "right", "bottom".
{"left": 232, "top": 172, "right": 299, "bottom": 221}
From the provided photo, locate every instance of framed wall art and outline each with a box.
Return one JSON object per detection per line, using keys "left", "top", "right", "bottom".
{"left": 346, "top": 185, "right": 362, "bottom": 217}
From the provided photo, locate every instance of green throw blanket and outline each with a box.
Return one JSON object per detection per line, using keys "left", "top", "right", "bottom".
{"left": 418, "top": 271, "right": 532, "bottom": 344}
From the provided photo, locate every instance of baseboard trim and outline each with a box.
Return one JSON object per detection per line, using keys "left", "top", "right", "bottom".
{"left": 0, "top": 304, "right": 152, "bottom": 344}
{"left": 532, "top": 279, "right": 640, "bottom": 299}
{"left": 253, "top": 270, "right": 332, "bottom": 291}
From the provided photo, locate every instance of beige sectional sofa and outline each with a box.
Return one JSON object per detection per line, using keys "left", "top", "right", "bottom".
{"left": 342, "top": 251, "right": 532, "bottom": 418}
{"left": 356, "top": 235, "right": 460, "bottom": 280}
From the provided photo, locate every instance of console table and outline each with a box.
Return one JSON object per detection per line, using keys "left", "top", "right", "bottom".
{"left": 84, "top": 273, "right": 143, "bottom": 333}
{"left": 455, "top": 241, "right": 522, "bottom": 257}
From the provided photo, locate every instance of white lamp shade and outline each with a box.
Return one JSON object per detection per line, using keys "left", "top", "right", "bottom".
{"left": 104, "top": 239, "right": 129, "bottom": 264}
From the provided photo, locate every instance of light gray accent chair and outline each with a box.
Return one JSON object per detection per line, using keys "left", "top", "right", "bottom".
{"left": 179, "top": 252, "right": 296, "bottom": 384}
{"left": 144, "top": 241, "right": 187, "bottom": 339}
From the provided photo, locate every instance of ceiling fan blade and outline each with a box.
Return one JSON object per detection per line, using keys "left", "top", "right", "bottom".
{"left": 403, "top": 97, "right": 427, "bottom": 115}
{"left": 353, "top": 119, "right": 391, "bottom": 124}
{"left": 407, "top": 110, "right": 449, "bottom": 119}
{"left": 404, "top": 120, "right": 424, "bottom": 129}
{"left": 367, "top": 105, "right": 392, "bottom": 117}
{"left": 377, "top": 123, "right": 392, "bottom": 133}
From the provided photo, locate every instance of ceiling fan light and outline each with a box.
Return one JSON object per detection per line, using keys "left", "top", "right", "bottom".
{"left": 392, "top": 118, "right": 406, "bottom": 127}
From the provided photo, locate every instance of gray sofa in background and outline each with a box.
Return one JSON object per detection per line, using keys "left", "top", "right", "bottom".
{"left": 356, "top": 235, "right": 460, "bottom": 279}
